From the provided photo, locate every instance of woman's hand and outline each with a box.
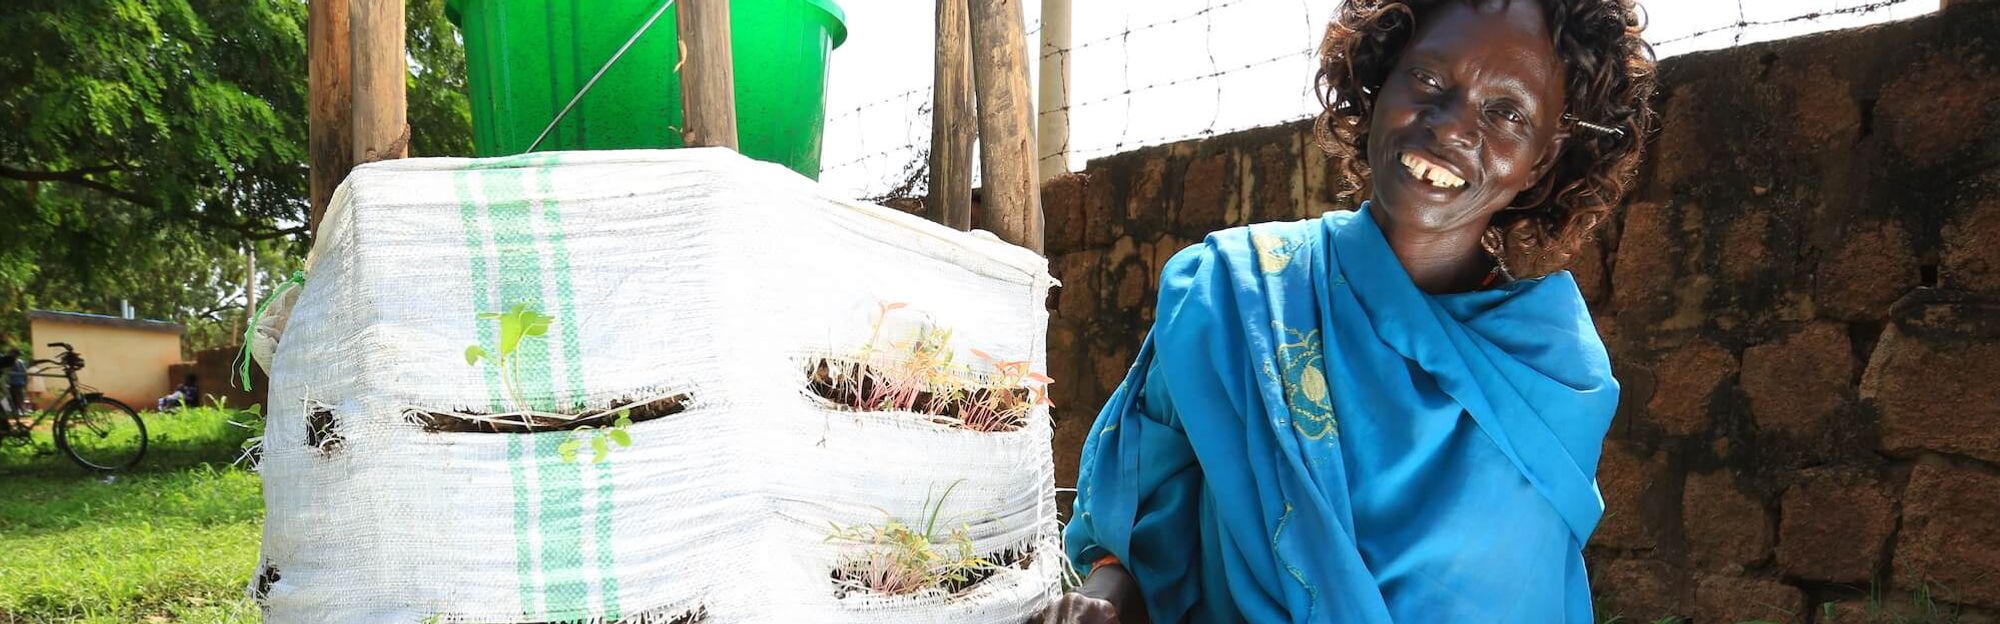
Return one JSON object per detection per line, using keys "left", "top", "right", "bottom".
{"left": 1031, "top": 563, "right": 1147, "bottom": 624}
{"left": 1032, "top": 592, "right": 1120, "bottom": 624}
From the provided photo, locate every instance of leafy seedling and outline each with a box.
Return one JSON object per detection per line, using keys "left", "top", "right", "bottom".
{"left": 465, "top": 303, "right": 553, "bottom": 412}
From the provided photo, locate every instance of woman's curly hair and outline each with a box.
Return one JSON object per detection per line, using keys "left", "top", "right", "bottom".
{"left": 1313, "top": 0, "right": 1657, "bottom": 277}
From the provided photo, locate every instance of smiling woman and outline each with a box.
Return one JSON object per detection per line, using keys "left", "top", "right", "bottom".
{"left": 1041, "top": 1, "right": 1656, "bottom": 623}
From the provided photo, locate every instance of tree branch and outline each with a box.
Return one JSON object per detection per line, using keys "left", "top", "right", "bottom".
{"left": 0, "top": 163, "right": 157, "bottom": 207}
{"left": 1, "top": 162, "right": 307, "bottom": 241}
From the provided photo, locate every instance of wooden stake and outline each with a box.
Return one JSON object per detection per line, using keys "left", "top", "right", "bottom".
{"left": 349, "top": 0, "right": 407, "bottom": 164}
{"left": 928, "top": 0, "right": 975, "bottom": 231}
{"left": 1036, "top": 0, "right": 1071, "bottom": 181}
{"left": 307, "top": 0, "right": 353, "bottom": 236}
{"left": 677, "top": 0, "right": 739, "bottom": 150}
{"left": 968, "top": 0, "right": 1043, "bottom": 254}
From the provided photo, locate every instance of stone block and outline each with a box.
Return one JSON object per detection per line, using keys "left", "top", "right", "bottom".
{"left": 1041, "top": 172, "right": 1089, "bottom": 256}
{"left": 1612, "top": 201, "right": 1678, "bottom": 318}
{"left": 1862, "top": 311, "right": 2000, "bottom": 465}
{"left": 1874, "top": 51, "right": 2000, "bottom": 167}
{"left": 1648, "top": 339, "right": 1738, "bottom": 436}
{"left": 1815, "top": 221, "right": 1920, "bottom": 322}
{"left": 1593, "top": 558, "right": 1689, "bottom": 621}
{"left": 1684, "top": 471, "right": 1773, "bottom": 572}
{"left": 1178, "top": 152, "right": 1233, "bottom": 235}
{"left": 1592, "top": 440, "right": 1669, "bottom": 550}
{"left": 1776, "top": 471, "right": 1896, "bottom": 583}
{"left": 1943, "top": 193, "right": 2000, "bottom": 294}
{"left": 1896, "top": 462, "right": 2000, "bottom": 609}
{"left": 1694, "top": 574, "right": 1807, "bottom": 624}
{"left": 1741, "top": 323, "right": 1854, "bottom": 438}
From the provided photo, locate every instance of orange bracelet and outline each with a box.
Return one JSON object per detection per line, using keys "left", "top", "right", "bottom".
{"left": 1089, "top": 554, "right": 1122, "bottom": 574}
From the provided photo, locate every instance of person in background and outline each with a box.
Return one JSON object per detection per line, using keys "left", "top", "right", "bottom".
{"left": 4, "top": 348, "right": 27, "bottom": 421}
{"left": 158, "top": 373, "right": 201, "bottom": 412}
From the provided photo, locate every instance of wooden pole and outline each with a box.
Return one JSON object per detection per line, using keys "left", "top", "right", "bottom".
{"left": 677, "top": 0, "right": 739, "bottom": 149}
{"left": 928, "top": 0, "right": 975, "bottom": 231}
{"left": 1036, "top": 0, "right": 1071, "bottom": 181}
{"left": 967, "top": 0, "right": 1044, "bottom": 254}
{"left": 349, "top": 0, "right": 407, "bottom": 167}
{"left": 307, "top": 0, "right": 353, "bottom": 236}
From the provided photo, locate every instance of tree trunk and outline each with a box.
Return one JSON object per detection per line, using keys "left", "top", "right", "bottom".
{"left": 928, "top": 0, "right": 976, "bottom": 231}
{"left": 307, "top": 0, "right": 353, "bottom": 236}
{"left": 349, "top": 0, "right": 407, "bottom": 167}
{"left": 967, "top": 0, "right": 1043, "bottom": 254}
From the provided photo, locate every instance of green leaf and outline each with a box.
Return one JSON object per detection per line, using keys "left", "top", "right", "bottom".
{"left": 608, "top": 428, "right": 631, "bottom": 447}
{"left": 614, "top": 410, "right": 633, "bottom": 429}
{"left": 464, "top": 345, "right": 486, "bottom": 366}
{"left": 557, "top": 439, "right": 582, "bottom": 464}
{"left": 590, "top": 435, "right": 609, "bottom": 463}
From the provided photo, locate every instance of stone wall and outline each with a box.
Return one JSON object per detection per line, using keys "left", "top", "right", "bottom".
{"left": 1033, "top": 2, "right": 1999, "bottom": 620}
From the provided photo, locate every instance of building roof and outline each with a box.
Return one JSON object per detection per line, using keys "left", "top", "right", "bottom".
{"left": 27, "top": 310, "right": 186, "bottom": 334}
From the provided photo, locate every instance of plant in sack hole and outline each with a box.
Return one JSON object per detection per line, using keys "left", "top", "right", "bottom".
{"left": 815, "top": 302, "right": 1054, "bottom": 432}
{"left": 557, "top": 410, "right": 634, "bottom": 464}
{"left": 464, "top": 304, "right": 634, "bottom": 464}
{"left": 827, "top": 481, "right": 998, "bottom": 597}
{"left": 464, "top": 303, "right": 553, "bottom": 411}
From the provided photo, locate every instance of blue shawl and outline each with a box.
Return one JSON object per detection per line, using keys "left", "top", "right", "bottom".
{"left": 1065, "top": 205, "right": 1618, "bottom": 623}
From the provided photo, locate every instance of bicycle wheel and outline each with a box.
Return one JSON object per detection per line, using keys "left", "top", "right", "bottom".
{"left": 54, "top": 397, "right": 147, "bottom": 471}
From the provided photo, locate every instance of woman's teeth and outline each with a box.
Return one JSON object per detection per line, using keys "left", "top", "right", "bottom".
{"left": 1399, "top": 153, "right": 1465, "bottom": 189}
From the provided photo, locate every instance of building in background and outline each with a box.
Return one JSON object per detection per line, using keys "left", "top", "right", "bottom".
{"left": 26, "top": 310, "right": 185, "bottom": 409}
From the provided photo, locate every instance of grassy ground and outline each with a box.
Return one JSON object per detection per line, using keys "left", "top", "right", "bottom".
{"left": 0, "top": 404, "right": 263, "bottom": 624}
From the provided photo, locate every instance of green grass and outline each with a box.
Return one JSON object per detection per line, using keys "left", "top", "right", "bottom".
{"left": 0, "top": 404, "right": 263, "bottom": 623}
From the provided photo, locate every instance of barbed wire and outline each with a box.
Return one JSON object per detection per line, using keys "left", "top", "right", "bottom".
{"left": 821, "top": 0, "right": 1931, "bottom": 198}
{"left": 1654, "top": 0, "right": 1916, "bottom": 47}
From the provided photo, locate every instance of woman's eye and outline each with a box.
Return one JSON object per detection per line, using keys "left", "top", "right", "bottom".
{"left": 1493, "top": 108, "right": 1525, "bottom": 125}
{"left": 1413, "top": 71, "right": 1442, "bottom": 91}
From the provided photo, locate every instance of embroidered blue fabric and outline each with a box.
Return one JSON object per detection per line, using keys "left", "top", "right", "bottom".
{"left": 1065, "top": 204, "right": 1619, "bottom": 623}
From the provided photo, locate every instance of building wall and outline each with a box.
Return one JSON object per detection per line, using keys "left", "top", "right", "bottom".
{"left": 1031, "top": 2, "right": 1999, "bottom": 619}
{"left": 28, "top": 320, "right": 184, "bottom": 409}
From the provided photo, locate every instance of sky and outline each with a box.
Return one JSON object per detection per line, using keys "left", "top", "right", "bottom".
{"left": 816, "top": 0, "right": 1940, "bottom": 198}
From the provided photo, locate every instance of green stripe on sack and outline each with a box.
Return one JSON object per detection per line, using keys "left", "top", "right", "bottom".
{"left": 531, "top": 155, "right": 622, "bottom": 618}
{"left": 457, "top": 168, "right": 540, "bottom": 615}
{"left": 463, "top": 154, "right": 618, "bottom": 620}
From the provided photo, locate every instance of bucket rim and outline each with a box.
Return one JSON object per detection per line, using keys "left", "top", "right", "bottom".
{"left": 447, "top": 0, "right": 848, "bottom": 49}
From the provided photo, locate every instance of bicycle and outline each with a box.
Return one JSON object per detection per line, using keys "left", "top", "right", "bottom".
{"left": 0, "top": 342, "right": 148, "bottom": 471}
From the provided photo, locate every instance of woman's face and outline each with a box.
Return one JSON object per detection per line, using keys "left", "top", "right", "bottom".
{"left": 1366, "top": 0, "right": 1568, "bottom": 234}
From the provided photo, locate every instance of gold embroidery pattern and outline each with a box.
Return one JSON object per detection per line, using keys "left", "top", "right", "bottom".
{"left": 1264, "top": 324, "right": 1337, "bottom": 440}
{"left": 1253, "top": 232, "right": 1298, "bottom": 274}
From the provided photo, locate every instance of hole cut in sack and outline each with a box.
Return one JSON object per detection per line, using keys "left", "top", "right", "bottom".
{"left": 251, "top": 562, "right": 280, "bottom": 604}
{"left": 805, "top": 358, "right": 1040, "bottom": 433}
{"left": 411, "top": 392, "right": 693, "bottom": 434}
{"left": 829, "top": 541, "right": 1037, "bottom": 600}
{"left": 305, "top": 404, "right": 342, "bottom": 456}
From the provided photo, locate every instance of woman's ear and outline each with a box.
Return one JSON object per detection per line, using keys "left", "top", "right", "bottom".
{"left": 1523, "top": 131, "right": 1569, "bottom": 192}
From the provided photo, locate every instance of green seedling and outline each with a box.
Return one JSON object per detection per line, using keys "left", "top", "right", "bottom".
{"left": 465, "top": 303, "right": 553, "bottom": 412}
{"left": 557, "top": 410, "right": 634, "bottom": 464}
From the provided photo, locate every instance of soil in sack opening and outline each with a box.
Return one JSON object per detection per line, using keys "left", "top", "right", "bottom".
{"left": 305, "top": 406, "right": 342, "bottom": 456}
{"left": 806, "top": 359, "right": 1040, "bottom": 433}
{"left": 414, "top": 392, "right": 693, "bottom": 434}
{"left": 829, "top": 544, "right": 1037, "bottom": 600}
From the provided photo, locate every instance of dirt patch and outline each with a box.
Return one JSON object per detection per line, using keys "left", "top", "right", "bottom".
{"left": 806, "top": 359, "right": 1032, "bottom": 433}
{"left": 414, "top": 393, "right": 692, "bottom": 434}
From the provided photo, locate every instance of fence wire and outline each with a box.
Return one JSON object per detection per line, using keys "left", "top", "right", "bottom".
{"left": 820, "top": 0, "right": 1933, "bottom": 200}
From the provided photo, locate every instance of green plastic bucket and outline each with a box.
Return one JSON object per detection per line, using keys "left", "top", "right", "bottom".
{"left": 445, "top": 0, "right": 847, "bottom": 178}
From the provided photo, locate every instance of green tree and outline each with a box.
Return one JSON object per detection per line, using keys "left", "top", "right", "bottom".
{"left": 0, "top": 0, "right": 472, "bottom": 354}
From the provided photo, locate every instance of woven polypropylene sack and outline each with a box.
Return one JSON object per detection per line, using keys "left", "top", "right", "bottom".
{"left": 254, "top": 149, "right": 1062, "bottom": 623}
